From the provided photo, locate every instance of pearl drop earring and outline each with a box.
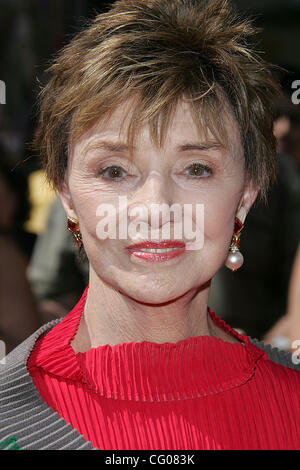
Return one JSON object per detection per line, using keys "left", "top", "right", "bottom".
{"left": 225, "top": 217, "right": 244, "bottom": 272}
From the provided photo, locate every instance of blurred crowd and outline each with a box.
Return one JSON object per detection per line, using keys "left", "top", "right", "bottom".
{"left": 1, "top": 0, "right": 300, "bottom": 358}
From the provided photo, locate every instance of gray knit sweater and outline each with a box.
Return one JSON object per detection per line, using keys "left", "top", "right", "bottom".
{"left": 0, "top": 319, "right": 299, "bottom": 450}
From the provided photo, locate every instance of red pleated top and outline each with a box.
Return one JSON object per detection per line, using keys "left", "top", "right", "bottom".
{"left": 27, "top": 287, "right": 300, "bottom": 450}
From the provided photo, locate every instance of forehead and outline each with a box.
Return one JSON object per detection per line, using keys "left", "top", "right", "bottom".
{"left": 72, "top": 96, "right": 242, "bottom": 158}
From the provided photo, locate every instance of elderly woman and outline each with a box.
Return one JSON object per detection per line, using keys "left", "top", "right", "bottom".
{"left": 1, "top": 0, "right": 299, "bottom": 451}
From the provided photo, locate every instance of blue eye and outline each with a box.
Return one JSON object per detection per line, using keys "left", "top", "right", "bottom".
{"left": 185, "top": 163, "right": 212, "bottom": 178}
{"left": 99, "top": 165, "right": 126, "bottom": 181}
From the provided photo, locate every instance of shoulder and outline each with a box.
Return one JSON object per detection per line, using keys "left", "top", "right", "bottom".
{"left": 0, "top": 319, "right": 94, "bottom": 450}
{"left": 0, "top": 320, "right": 60, "bottom": 441}
{"left": 249, "top": 336, "right": 300, "bottom": 371}
{"left": 0, "top": 319, "right": 61, "bottom": 377}
{"left": 249, "top": 337, "right": 300, "bottom": 392}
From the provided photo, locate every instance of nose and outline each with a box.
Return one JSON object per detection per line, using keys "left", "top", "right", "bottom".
{"left": 129, "top": 171, "right": 175, "bottom": 231}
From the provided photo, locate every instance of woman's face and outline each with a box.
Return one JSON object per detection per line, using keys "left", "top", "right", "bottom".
{"left": 61, "top": 98, "right": 258, "bottom": 303}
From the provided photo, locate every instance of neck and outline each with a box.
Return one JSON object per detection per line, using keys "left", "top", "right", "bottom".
{"left": 71, "top": 269, "right": 239, "bottom": 353}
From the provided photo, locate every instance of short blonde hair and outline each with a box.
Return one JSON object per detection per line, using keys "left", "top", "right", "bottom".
{"left": 34, "top": 0, "right": 281, "bottom": 201}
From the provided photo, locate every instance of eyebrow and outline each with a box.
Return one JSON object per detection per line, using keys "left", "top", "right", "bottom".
{"left": 176, "top": 142, "right": 224, "bottom": 152}
{"left": 83, "top": 140, "right": 135, "bottom": 154}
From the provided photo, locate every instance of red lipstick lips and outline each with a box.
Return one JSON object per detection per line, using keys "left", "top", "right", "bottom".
{"left": 127, "top": 240, "right": 186, "bottom": 250}
{"left": 126, "top": 240, "right": 186, "bottom": 262}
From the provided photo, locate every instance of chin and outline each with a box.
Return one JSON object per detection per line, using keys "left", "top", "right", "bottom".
{"left": 119, "top": 284, "right": 187, "bottom": 306}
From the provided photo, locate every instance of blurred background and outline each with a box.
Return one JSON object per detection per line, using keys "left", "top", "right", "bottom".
{"left": 0, "top": 0, "right": 300, "bottom": 357}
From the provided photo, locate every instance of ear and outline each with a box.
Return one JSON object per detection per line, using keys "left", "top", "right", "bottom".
{"left": 59, "top": 182, "right": 78, "bottom": 220}
{"left": 236, "top": 179, "right": 259, "bottom": 223}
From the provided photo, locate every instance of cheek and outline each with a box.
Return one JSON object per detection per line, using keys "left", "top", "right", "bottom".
{"left": 204, "top": 210, "right": 234, "bottom": 263}
{"left": 69, "top": 171, "right": 119, "bottom": 238}
{"left": 192, "top": 185, "right": 242, "bottom": 255}
{"left": 68, "top": 179, "right": 100, "bottom": 242}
